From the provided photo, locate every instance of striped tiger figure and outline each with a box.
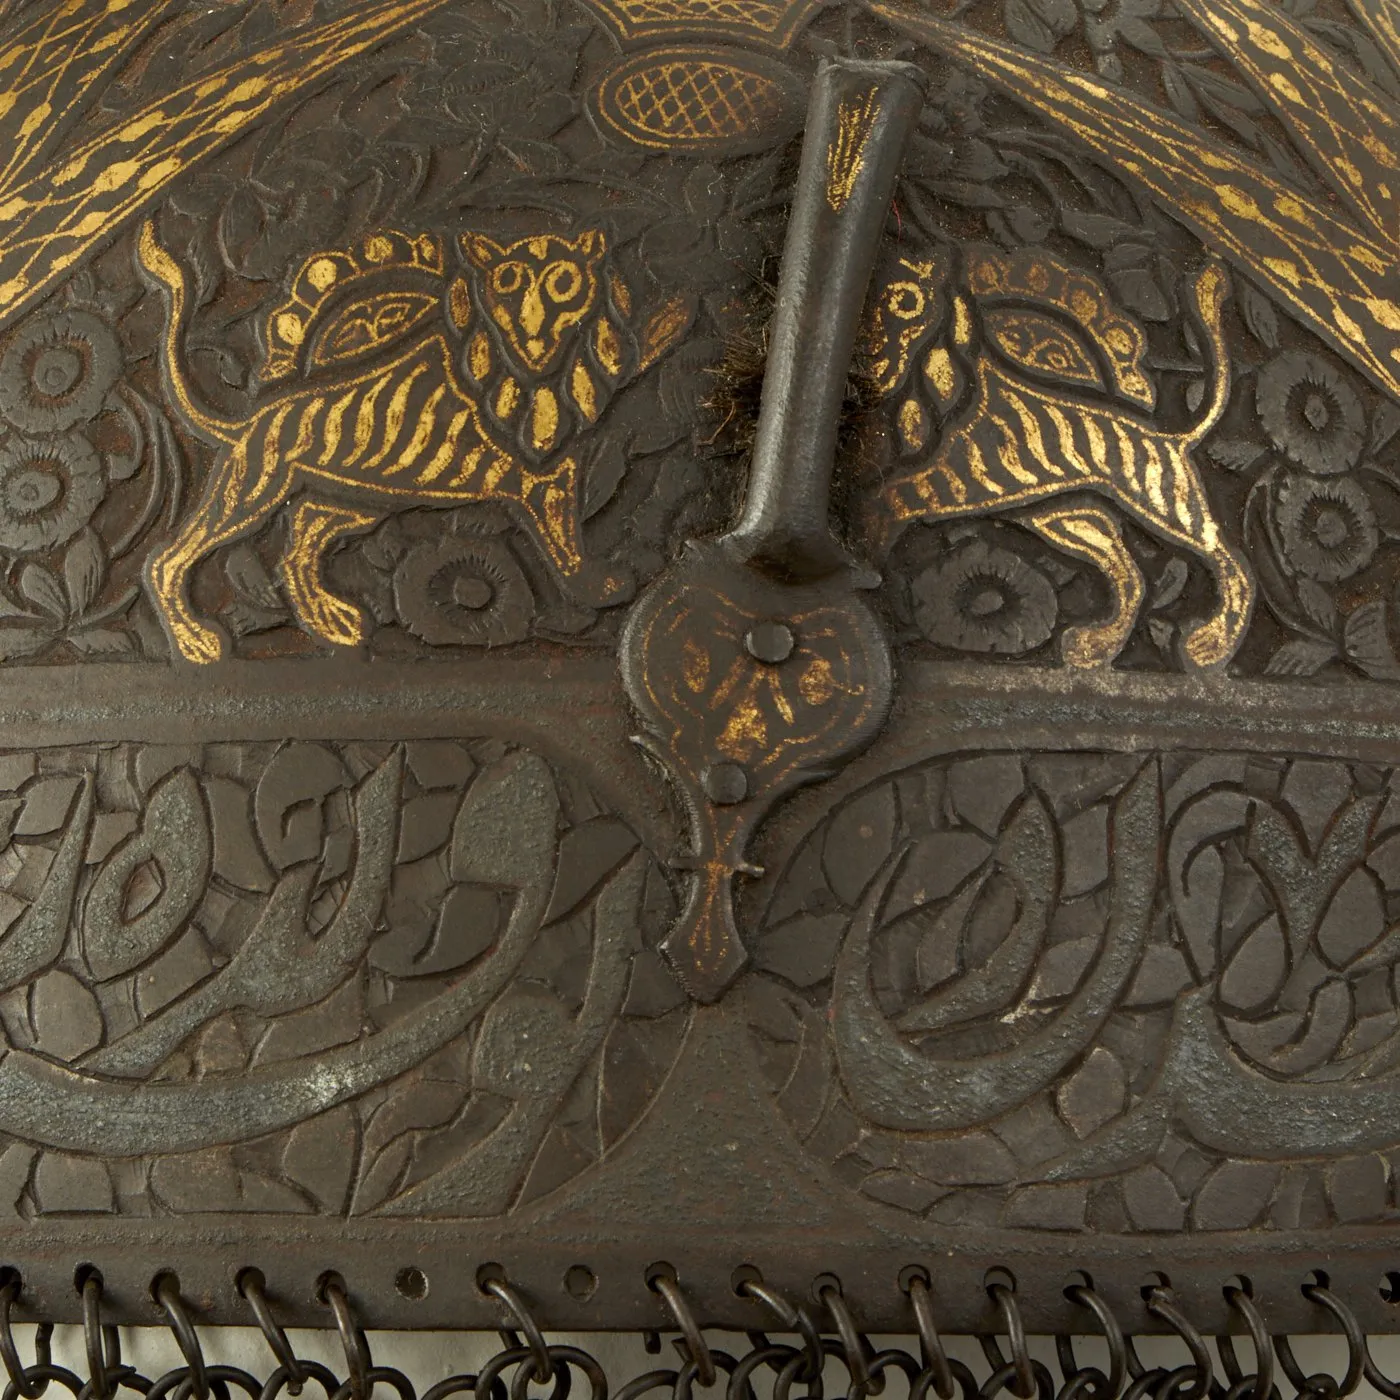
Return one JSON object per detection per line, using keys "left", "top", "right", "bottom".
{"left": 863, "top": 243, "right": 1253, "bottom": 670}
{"left": 137, "top": 220, "right": 687, "bottom": 664}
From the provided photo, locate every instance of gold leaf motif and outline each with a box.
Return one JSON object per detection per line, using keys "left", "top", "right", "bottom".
{"left": 984, "top": 308, "right": 1105, "bottom": 394}
{"left": 0, "top": 0, "right": 453, "bottom": 337}
{"left": 495, "top": 377, "right": 521, "bottom": 420}
{"left": 468, "top": 332, "right": 491, "bottom": 383}
{"left": 826, "top": 85, "right": 879, "bottom": 213}
{"left": 610, "top": 273, "right": 632, "bottom": 316}
{"left": 448, "top": 277, "right": 471, "bottom": 330}
{"left": 639, "top": 296, "right": 693, "bottom": 371}
{"left": 311, "top": 292, "right": 438, "bottom": 371}
{"left": 531, "top": 386, "right": 560, "bottom": 452}
{"left": 571, "top": 361, "right": 598, "bottom": 421}
{"left": 924, "top": 347, "right": 959, "bottom": 405}
{"left": 594, "top": 317, "right": 623, "bottom": 377}
{"left": 898, "top": 397, "right": 928, "bottom": 452}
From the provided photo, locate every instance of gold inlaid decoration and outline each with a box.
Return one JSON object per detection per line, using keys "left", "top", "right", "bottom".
{"left": 283, "top": 501, "right": 379, "bottom": 646}
{"left": 897, "top": 397, "right": 928, "bottom": 452}
{"left": 826, "top": 85, "right": 879, "bottom": 213}
{"left": 574, "top": 0, "right": 823, "bottom": 50}
{"left": 630, "top": 582, "right": 882, "bottom": 793}
{"left": 0, "top": 0, "right": 452, "bottom": 339}
{"left": 261, "top": 230, "right": 444, "bottom": 382}
{"left": 1023, "top": 502, "right": 1145, "bottom": 667}
{"left": 595, "top": 317, "right": 623, "bottom": 376}
{"left": 864, "top": 259, "right": 941, "bottom": 395}
{"left": 966, "top": 247, "right": 1152, "bottom": 407}
{"left": 592, "top": 46, "right": 803, "bottom": 154}
{"left": 531, "top": 386, "right": 560, "bottom": 452}
{"left": 863, "top": 252, "right": 1253, "bottom": 671}
{"left": 461, "top": 230, "right": 604, "bottom": 375}
{"left": 495, "top": 377, "right": 521, "bottom": 420}
{"left": 923, "top": 347, "right": 959, "bottom": 406}
{"left": 984, "top": 308, "right": 1105, "bottom": 393}
{"left": 137, "top": 215, "right": 690, "bottom": 663}
{"left": 448, "top": 277, "right": 472, "bottom": 329}
{"left": 873, "top": 1, "right": 1400, "bottom": 410}
{"left": 640, "top": 296, "right": 694, "bottom": 370}
{"left": 621, "top": 556, "right": 890, "bottom": 998}
{"left": 311, "top": 292, "right": 439, "bottom": 372}
{"left": 468, "top": 331, "right": 491, "bottom": 382}
{"left": 571, "top": 362, "right": 599, "bottom": 420}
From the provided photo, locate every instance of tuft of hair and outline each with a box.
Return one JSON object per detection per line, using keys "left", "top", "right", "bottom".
{"left": 703, "top": 263, "right": 879, "bottom": 464}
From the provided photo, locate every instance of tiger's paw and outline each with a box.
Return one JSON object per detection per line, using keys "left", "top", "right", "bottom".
{"left": 1060, "top": 623, "right": 1125, "bottom": 669}
{"left": 298, "top": 592, "right": 367, "bottom": 648}
{"left": 1181, "top": 617, "right": 1232, "bottom": 670}
{"left": 560, "top": 558, "right": 635, "bottom": 609}
{"left": 171, "top": 620, "right": 225, "bottom": 665}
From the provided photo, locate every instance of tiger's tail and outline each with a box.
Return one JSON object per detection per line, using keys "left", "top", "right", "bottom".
{"left": 137, "top": 220, "right": 240, "bottom": 448}
{"left": 1184, "top": 259, "right": 1233, "bottom": 448}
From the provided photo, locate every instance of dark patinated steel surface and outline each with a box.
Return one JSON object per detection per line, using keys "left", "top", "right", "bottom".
{"left": 0, "top": 0, "right": 1398, "bottom": 1339}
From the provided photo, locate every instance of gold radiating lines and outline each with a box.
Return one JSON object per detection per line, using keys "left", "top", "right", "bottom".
{"left": 872, "top": 2, "right": 1400, "bottom": 409}
{"left": 826, "top": 85, "right": 879, "bottom": 212}
{"left": 0, "top": 0, "right": 449, "bottom": 332}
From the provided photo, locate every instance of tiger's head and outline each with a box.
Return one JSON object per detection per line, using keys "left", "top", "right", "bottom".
{"left": 461, "top": 230, "right": 608, "bottom": 375}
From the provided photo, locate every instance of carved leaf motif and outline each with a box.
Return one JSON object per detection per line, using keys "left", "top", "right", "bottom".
{"left": 1004, "top": 0, "right": 1059, "bottom": 53}
{"left": 1206, "top": 438, "right": 1268, "bottom": 472}
{"left": 1326, "top": 1153, "right": 1390, "bottom": 1222}
{"left": 0, "top": 776, "right": 92, "bottom": 993}
{"left": 1238, "top": 279, "right": 1281, "bottom": 348}
{"left": 1056, "top": 1047, "right": 1127, "bottom": 1139}
{"left": 32, "top": 1152, "right": 112, "bottom": 1214}
{"left": 18, "top": 564, "right": 64, "bottom": 621}
{"left": 755, "top": 911, "right": 846, "bottom": 988}
{"left": 1122, "top": 1164, "right": 1186, "bottom": 1232}
{"left": 450, "top": 752, "right": 560, "bottom": 890}
{"left": 62, "top": 532, "right": 105, "bottom": 617}
{"left": 545, "top": 817, "right": 639, "bottom": 923}
{"left": 254, "top": 744, "right": 350, "bottom": 872}
{"left": 900, "top": 1131, "right": 1017, "bottom": 1185}
{"left": 1344, "top": 601, "right": 1400, "bottom": 680}
{"left": 1264, "top": 637, "right": 1338, "bottom": 676}
{"left": 82, "top": 769, "right": 211, "bottom": 982}
{"left": 1192, "top": 1161, "right": 1280, "bottom": 1230}
{"left": 473, "top": 985, "right": 575, "bottom": 1099}
{"left": 1220, "top": 913, "right": 1287, "bottom": 1012}
{"left": 29, "top": 971, "right": 103, "bottom": 1063}
{"left": 1265, "top": 978, "right": 1352, "bottom": 1075}
{"left": 598, "top": 1019, "right": 667, "bottom": 1150}
{"left": 18, "top": 777, "right": 83, "bottom": 836}
{"left": 1317, "top": 866, "right": 1385, "bottom": 968}
{"left": 354, "top": 1077, "right": 470, "bottom": 1214}
{"left": 822, "top": 786, "right": 898, "bottom": 907}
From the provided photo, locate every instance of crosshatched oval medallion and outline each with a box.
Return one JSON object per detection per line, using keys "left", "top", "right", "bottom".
{"left": 592, "top": 46, "right": 803, "bottom": 155}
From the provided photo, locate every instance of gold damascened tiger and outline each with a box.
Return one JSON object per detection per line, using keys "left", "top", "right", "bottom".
{"left": 138, "top": 222, "right": 690, "bottom": 663}
{"left": 861, "top": 243, "right": 1253, "bottom": 670}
